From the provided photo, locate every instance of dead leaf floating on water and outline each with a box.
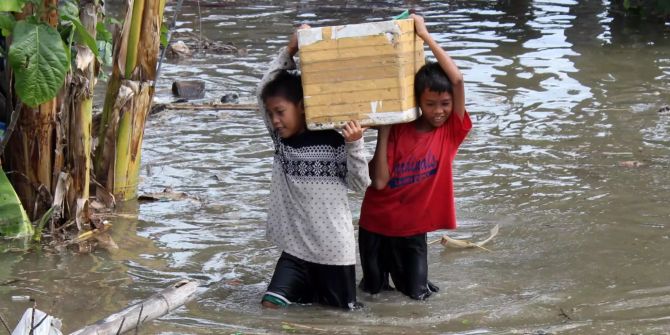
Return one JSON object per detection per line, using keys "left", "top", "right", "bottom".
{"left": 73, "top": 222, "right": 112, "bottom": 243}
{"left": 429, "top": 225, "right": 499, "bottom": 252}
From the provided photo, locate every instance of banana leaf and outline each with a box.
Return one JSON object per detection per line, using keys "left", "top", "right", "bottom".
{"left": 0, "top": 167, "right": 34, "bottom": 239}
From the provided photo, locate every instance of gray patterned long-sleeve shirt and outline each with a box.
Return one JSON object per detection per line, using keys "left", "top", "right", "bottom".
{"left": 257, "top": 47, "right": 371, "bottom": 265}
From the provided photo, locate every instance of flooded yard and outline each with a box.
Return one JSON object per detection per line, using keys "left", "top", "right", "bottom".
{"left": 1, "top": 1, "right": 670, "bottom": 334}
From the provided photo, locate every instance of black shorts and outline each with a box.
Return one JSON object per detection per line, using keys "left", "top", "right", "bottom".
{"left": 263, "top": 252, "right": 359, "bottom": 310}
{"left": 358, "top": 227, "right": 433, "bottom": 300}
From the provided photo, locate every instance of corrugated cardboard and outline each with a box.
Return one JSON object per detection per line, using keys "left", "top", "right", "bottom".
{"left": 297, "top": 19, "right": 425, "bottom": 130}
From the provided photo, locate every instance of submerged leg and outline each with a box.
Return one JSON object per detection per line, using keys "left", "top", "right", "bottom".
{"left": 388, "top": 233, "right": 432, "bottom": 300}
{"left": 262, "top": 252, "right": 313, "bottom": 308}
{"left": 358, "top": 227, "right": 389, "bottom": 294}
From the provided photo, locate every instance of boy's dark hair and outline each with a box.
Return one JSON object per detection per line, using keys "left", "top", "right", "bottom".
{"left": 414, "top": 62, "right": 453, "bottom": 102}
{"left": 261, "top": 70, "right": 303, "bottom": 105}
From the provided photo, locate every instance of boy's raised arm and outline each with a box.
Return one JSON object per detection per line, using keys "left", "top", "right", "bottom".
{"left": 369, "top": 125, "right": 392, "bottom": 190}
{"left": 258, "top": 24, "right": 309, "bottom": 86}
{"left": 412, "top": 14, "right": 465, "bottom": 121}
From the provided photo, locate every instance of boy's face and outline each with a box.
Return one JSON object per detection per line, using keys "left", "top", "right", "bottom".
{"left": 418, "top": 88, "right": 453, "bottom": 129}
{"left": 265, "top": 96, "right": 306, "bottom": 139}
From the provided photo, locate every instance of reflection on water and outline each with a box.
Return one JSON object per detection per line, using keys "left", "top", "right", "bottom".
{"left": 2, "top": 0, "right": 670, "bottom": 333}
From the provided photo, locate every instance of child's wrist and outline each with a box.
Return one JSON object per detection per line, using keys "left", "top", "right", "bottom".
{"left": 345, "top": 136, "right": 363, "bottom": 144}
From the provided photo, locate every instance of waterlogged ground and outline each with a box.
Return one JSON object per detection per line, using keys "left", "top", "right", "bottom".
{"left": 2, "top": 1, "right": 670, "bottom": 334}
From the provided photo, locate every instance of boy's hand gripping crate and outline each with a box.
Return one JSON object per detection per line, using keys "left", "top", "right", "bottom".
{"left": 297, "top": 19, "right": 425, "bottom": 130}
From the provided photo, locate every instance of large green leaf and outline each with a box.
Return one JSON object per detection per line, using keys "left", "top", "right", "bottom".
{"left": 8, "top": 21, "right": 69, "bottom": 107}
{"left": 0, "top": 0, "right": 24, "bottom": 12}
{"left": 0, "top": 168, "right": 34, "bottom": 239}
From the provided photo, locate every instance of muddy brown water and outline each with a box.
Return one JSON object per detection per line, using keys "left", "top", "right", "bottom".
{"left": 2, "top": 1, "right": 670, "bottom": 334}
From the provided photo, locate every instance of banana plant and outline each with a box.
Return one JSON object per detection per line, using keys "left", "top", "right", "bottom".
{"left": 1, "top": 0, "right": 112, "bottom": 237}
{"left": 95, "top": 0, "right": 166, "bottom": 201}
{"left": 0, "top": 167, "right": 33, "bottom": 239}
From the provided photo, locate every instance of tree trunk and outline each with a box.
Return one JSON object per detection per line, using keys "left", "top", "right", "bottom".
{"left": 64, "top": 0, "right": 97, "bottom": 230}
{"left": 94, "top": 0, "right": 166, "bottom": 202}
{"left": 4, "top": 0, "right": 59, "bottom": 221}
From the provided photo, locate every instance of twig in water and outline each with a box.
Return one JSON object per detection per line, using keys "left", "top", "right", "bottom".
{"left": 31, "top": 314, "right": 49, "bottom": 333}
{"left": 116, "top": 316, "right": 126, "bottom": 335}
{"left": 155, "top": 0, "right": 186, "bottom": 84}
{"left": 135, "top": 304, "right": 144, "bottom": 335}
{"left": 29, "top": 303, "right": 36, "bottom": 335}
{"left": 0, "top": 278, "right": 20, "bottom": 286}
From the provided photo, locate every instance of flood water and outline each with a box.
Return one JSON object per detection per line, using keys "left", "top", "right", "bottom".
{"left": 2, "top": 1, "right": 670, "bottom": 334}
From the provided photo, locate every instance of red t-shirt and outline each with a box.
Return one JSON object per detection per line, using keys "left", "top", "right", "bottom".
{"left": 359, "top": 111, "right": 472, "bottom": 236}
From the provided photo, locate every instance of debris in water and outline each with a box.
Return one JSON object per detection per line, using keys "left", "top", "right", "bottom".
{"left": 11, "top": 296, "right": 31, "bottom": 302}
{"left": 66, "top": 221, "right": 119, "bottom": 253}
{"left": 11, "top": 308, "right": 62, "bottom": 335}
{"left": 171, "top": 30, "right": 239, "bottom": 54}
{"left": 558, "top": 306, "right": 573, "bottom": 321}
{"left": 151, "top": 101, "right": 258, "bottom": 111}
{"left": 429, "top": 224, "right": 499, "bottom": 251}
{"left": 73, "top": 221, "right": 112, "bottom": 244}
{"left": 618, "top": 160, "right": 645, "bottom": 168}
{"left": 281, "top": 321, "right": 327, "bottom": 332}
{"left": 220, "top": 92, "right": 239, "bottom": 103}
{"left": 224, "top": 279, "right": 243, "bottom": 286}
{"left": 138, "top": 187, "right": 189, "bottom": 202}
{"left": 167, "top": 40, "right": 192, "bottom": 59}
{"left": 172, "top": 80, "right": 206, "bottom": 99}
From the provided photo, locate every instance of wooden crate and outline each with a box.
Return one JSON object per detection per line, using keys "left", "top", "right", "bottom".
{"left": 297, "top": 19, "right": 425, "bottom": 130}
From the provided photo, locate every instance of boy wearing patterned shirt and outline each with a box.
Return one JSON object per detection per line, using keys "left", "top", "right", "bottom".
{"left": 358, "top": 14, "right": 472, "bottom": 300}
{"left": 257, "top": 26, "right": 371, "bottom": 310}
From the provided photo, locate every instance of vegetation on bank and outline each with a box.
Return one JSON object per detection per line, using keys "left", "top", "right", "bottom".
{"left": 1, "top": 0, "right": 165, "bottom": 252}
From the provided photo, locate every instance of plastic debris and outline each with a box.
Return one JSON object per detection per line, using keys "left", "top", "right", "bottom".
{"left": 11, "top": 308, "right": 62, "bottom": 335}
{"left": 10, "top": 296, "right": 31, "bottom": 302}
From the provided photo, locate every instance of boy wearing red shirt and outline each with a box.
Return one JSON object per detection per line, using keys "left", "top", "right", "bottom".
{"left": 358, "top": 14, "right": 472, "bottom": 300}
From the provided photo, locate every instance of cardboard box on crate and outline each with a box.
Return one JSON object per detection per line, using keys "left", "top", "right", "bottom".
{"left": 297, "top": 19, "right": 425, "bottom": 130}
